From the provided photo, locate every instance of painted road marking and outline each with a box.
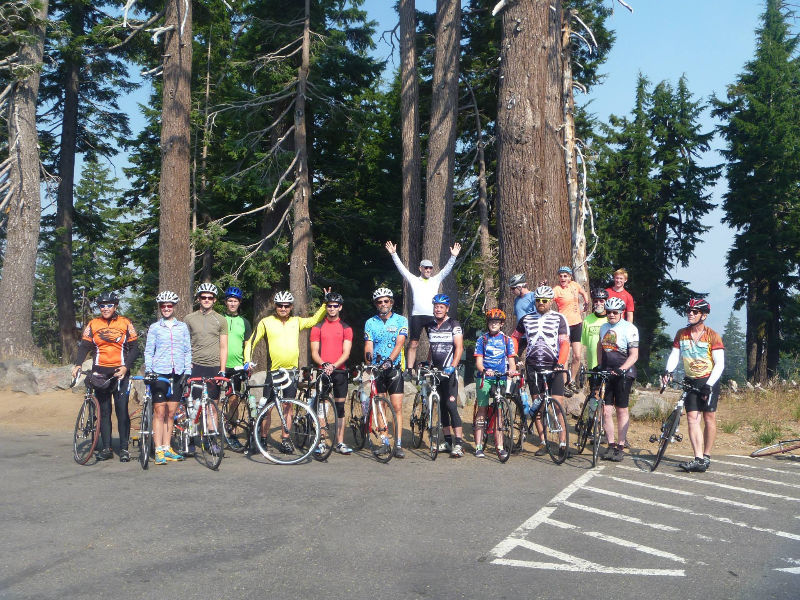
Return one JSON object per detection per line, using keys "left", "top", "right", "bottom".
{"left": 703, "top": 457, "right": 800, "bottom": 477}
{"left": 605, "top": 475, "right": 766, "bottom": 511}
{"left": 560, "top": 500, "right": 680, "bottom": 531}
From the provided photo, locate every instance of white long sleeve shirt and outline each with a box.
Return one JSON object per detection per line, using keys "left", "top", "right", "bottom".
{"left": 390, "top": 253, "right": 457, "bottom": 316}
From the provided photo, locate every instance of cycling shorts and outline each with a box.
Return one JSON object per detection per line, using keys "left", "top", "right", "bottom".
{"left": 151, "top": 373, "right": 182, "bottom": 403}
{"left": 569, "top": 323, "right": 583, "bottom": 344}
{"left": 526, "top": 366, "right": 565, "bottom": 397}
{"left": 602, "top": 374, "right": 633, "bottom": 408}
{"left": 438, "top": 374, "right": 461, "bottom": 428}
{"left": 375, "top": 368, "right": 404, "bottom": 395}
{"left": 684, "top": 377, "right": 720, "bottom": 413}
{"left": 190, "top": 365, "right": 221, "bottom": 401}
{"left": 319, "top": 370, "right": 348, "bottom": 399}
{"left": 409, "top": 314, "right": 433, "bottom": 342}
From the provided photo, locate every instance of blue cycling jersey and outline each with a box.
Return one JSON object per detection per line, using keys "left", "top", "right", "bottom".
{"left": 364, "top": 313, "right": 409, "bottom": 366}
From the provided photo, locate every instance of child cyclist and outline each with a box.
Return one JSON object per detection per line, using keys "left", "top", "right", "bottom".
{"left": 473, "top": 308, "right": 517, "bottom": 459}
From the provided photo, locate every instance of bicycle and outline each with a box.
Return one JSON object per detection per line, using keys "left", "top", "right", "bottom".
{"left": 294, "top": 367, "right": 343, "bottom": 461}
{"left": 517, "top": 369, "right": 570, "bottom": 465}
{"left": 172, "top": 376, "right": 228, "bottom": 470}
{"left": 573, "top": 369, "right": 615, "bottom": 468}
{"left": 220, "top": 366, "right": 252, "bottom": 453}
{"left": 471, "top": 372, "right": 518, "bottom": 463}
{"left": 409, "top": 363, "right": 443, "bottom": 460}
{"left": 649, "top": 378, "right": 699, "bottom": 472}
{"left": 750, "top": 439, "right": 800, "bottom": 457}
{"left": 129, "top": 374, "right": 173, "bottom": 470}
{"left": 252, "top": 368, "right": 321, "bottom": 465}
{"left": 348, "top": 363, "right": 398, "bottom": 463}
{"left": 70, "top": 370, "right": 102, "bottom": 465}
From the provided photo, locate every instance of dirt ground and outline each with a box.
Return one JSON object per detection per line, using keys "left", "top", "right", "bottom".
{"left": 3, "top": 385, "right": 798, "bottom": 456}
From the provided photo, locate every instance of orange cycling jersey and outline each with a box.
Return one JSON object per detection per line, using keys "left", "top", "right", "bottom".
{"left": 81, "top": 315, "right": 139, "bottom": 368}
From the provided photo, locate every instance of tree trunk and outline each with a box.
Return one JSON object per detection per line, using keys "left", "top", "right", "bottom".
{"left": 54, "top": 3, "right": 84, "bottom": 362}
{"left": 496, "top": 0, "right": 570, "bottom": 319}
{"left": 399, "top": 0, "right": 422, "bottom": 316}
{"left": 745, "top": 281, "right": 768, "bottom": 383}
{"left": 423, "top": 0, "right": 461, "bottom": 310}
{"left": 195, "top": 34, "right": 213, "bottom": 284}
{"left": 561, "top": 10, "right": 588, "bottom": 291}
{"left": 158, "top": 0, "right": 193, "bottom": 319}
{"left": 0, "top": 0, "right": 49, "bottom": 361}
{"left": 289, "top": 0, "right": 313, "bottom": 367}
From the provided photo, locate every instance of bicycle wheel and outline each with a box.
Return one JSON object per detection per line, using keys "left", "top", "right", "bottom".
{"left": 367, "top": 396, "right": 397, "bottom": 463}
{"left": 750, "top": 439, "right": 800, "bottom": 457}
{"left": 510, "top": 397, "right": 526, "bottom": 453}
{"left": 428, "top": 395, "right": 442, "bottom": 461}
{"left": 312, "top": 395, "right": 336, "bottom": 461}
{"left": 574, "top": 397, "right": 592, "bottom": 454}
{"left": 73, "top": 395, "right": 100, "bottom": 465}
{"left": 543, "top": 397, "right": 569, "bottom": 465}
{"left": 348, "top": 390, "right": 366, "bottom": 451}
{"left": 291, "top": 412, "right": 311, "bottom": 451}
{"left": 255, "top": 399, "right": 319, "bottom": 465}
{"left": 198, "top": 400, "right": 224, "bottom": 470}
{"left": 409, "top": 393, "right": 426, "bottom": 449}
{"left": 139, "top": 399, "right": 153, "bottom": 470}
{"left": 591, "top": 405, "right": 603, "bottom": 468}
{"left": 498, "top": 399, "right": 515, "bottom": 463}
{"left": 222, "top": 393, "right": 250, "bottom": 452}
{"left": 651, "top": 408, "right": 680, "bottom": 472}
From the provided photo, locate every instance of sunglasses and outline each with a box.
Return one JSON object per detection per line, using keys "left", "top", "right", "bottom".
{"left": 98, "top": 303, "right": 116, "bottom": 309}
{"left": 593, "top": 299, "right": 606, "bottom": 303}
{"left": 375, "top": 299, "right": 392, "bottom": 305}
{"left": 535, "top": 298, "right": 551, "bottom": 304}
{"left": 199, "top": 295, "right": 215, "bottom": 301}
{"left": 276, "top": 303, "right": 292, "bottom": 309}
{"left": 606, "top": 310, "right": 621, "bottom": 315}
{"left": 326, "top": 304, "right": 341, "bottom": 308}
{"left": 687, "top": 309, "right": 702, "bottom": 315}
{"left": 422, "top": 266, "right": 434, "bottom": 270}
{"left": 159, "top": 304, "right": 175, "bottom": 309}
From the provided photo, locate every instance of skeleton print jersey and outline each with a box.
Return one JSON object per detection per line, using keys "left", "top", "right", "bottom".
{"left": 514, "top": 311, "right": 568, "bottom": 369}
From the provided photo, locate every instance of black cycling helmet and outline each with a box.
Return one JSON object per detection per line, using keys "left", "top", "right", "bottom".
{"left": 96, "top": 291, "right": 119, "bottom": 305}
{"left": 591, "top": 288, "right": 609, "bottom": 300}
{"left": 325, "top": 292, "right": 344, "bottom": 304}
{"left": 687, "top": 298, "right": 710, "bottom": 314}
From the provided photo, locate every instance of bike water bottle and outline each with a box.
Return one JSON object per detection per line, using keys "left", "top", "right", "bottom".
{"left": 421, "top": 380, "right": 430, "bottom": 400}
{"left": 248, "top": 394, "right": 258, "bottom": 418}
{"left": 360, "top": 387, "right": 370, "bottom": 414}
{"left": 188, "top": 397, "right": 198, "bottom": 419}
{"left": 520, "top": 385, "right": 532, "bottom": 415}
{"left": 588, "top": 395, "right": 598, "bottom": 419}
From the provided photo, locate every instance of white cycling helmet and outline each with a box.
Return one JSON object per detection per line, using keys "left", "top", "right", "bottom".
{"left": 196, "top": 282, "right": 218, "bottom": 297}
{"left": 274, "top": 290, "right": 294, "bottom": 304}
{"left": 155, "top": 290, "right": 179, "bottom": 304}
{"left": 372, "top": 287, "right": 393, "bottom": 301}
{"left": 534, "top": 285, "right": 554, "bottom": 299}
{"left": 605, "top": 297, "right": 626, "bottom": 312}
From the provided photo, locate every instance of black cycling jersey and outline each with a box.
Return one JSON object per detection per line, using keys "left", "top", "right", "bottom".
{"left": 424, "top": 317, "right": 463, "bottom": 369}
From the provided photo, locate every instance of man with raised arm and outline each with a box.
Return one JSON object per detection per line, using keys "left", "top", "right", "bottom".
{"left": 385, "top": 240, "right": 461, "bottom": 371}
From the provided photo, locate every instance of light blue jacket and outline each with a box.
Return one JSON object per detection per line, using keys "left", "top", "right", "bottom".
{"left": 144, "top": 318, "right": 192, "bottom": 375}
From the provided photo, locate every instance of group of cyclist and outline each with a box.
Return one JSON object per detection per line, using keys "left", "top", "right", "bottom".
{"left": 71, "top": 245, "right": 724, "bottom": 471}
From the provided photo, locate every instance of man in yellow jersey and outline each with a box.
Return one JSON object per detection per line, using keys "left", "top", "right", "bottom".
{"left": 244, "top": 288, "right": 330, "bottom": 453}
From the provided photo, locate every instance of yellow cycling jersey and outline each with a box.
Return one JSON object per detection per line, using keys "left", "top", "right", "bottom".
{"left": 244, "top": 304, "right": 326, "bottom": 369}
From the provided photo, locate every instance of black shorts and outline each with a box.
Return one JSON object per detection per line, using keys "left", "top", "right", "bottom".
{"left": 526, "top": 366, "right": 565, "bottom": 397}
{"left": 409, "top": 314, "right": 433, "bottom": 342}
{"left": 375, "top": 368, "right": 404, "bottom": 395}
{"left": 569, "top": 323, "right": 583, "bottom": 343}
{"left": 190, "top": 365, "right": 220, "bottom": 400}
{"left": 684, "top": 377, "right": 720, "bottom": 413}
{"left": 224, "top": 368, "right": 248, "bottom": 396}
{"left": 320, "top": 370, "right": 349, "bottom": 399}
{"left": 271, "top": 370, "right": 298, "bottom": 400}
{"left": 603, "top": 375, "right": 633, "bottom": 408}
{"left": 151, "top": 373, "right": 182, "bottom": 403}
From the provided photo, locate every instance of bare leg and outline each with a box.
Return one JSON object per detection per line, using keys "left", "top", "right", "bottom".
{"left": 407, "top": 340, "right": 419, "bottom": 371}
{"left": 686, "top": 410, "right": 704, "bottom": 457}
{"left": 570, "top": 341, "right": 582, "bottom": 383}
{"left": 390, "top": 393, "right": 403, "bottom": 445}
{"left": 702, "top": 412, "right": 717, "bottom": 455}
{"left": 603, "top": 403, "right": 615, "bottom": 445}
{"left": 616, "top": 407, "right": 629, "bottom": 446}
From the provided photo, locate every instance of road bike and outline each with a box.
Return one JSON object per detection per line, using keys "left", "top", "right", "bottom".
{"left": 573, "top": 369, "right": 614, "bottom": 468}
{"left": 220, "top": 366, "right": 250, "bottom": 452}
{"left": 750, "top": 439, "right": 800, "bottom": 457}
{"left": 649, "top": 378, "right": 699, "bottom": 472}
{"left": 516, "top": 369, "right": 570, "bottom": 465}
{"left": 409, "top": 363, "right": 443, "bottom": 460}
{"left": 70, "top": 370, "right": 102, "bottom": 465}
{"left": 295, "top": 367, "right": 344, "bottom": 461}
{"left": 252, "top": 368, "right": 321, "bottom": 465}
{"left": 348, "top": 363, "right": 398, "bottom": 463}
{"left": 172, "top": 376, "right": 228, "bottom": 470}
{"left": 129, "top": 374, "right": 172, "bottom": 470}
{"left": 471, "top": 372, "right": 518, "bottom": 463}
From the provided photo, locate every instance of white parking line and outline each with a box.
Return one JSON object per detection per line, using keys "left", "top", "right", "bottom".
{"left": 583, "top": 485, "right": 800, "bottom": 541}
{"left": 701, "top": 457, "right": 800, "bottom": 477}
{"left": 561, "top": 500, "right": 680, "bottom": 531}
{"left": 605, "top": 475, "right": 766, "bottom": 511}
{"left": 775, "top": 567, "right": 800, "bottom": 574}
{"left": 729, "top": 454, "right": 800, "bottom": 467}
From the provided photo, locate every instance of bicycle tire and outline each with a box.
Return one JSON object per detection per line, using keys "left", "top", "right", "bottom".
{"left": 510, "top": 397, "right": 526, "bottom": 453}
{"left": 367, "top": 396, "right": 397, "bottom": 463}
{"left": 198, "top": 399, "right": 224, "bottom": 470}
{"left": 410, "top": 393, "right": 426, "bottom": 449}
{"left": 222, "top": 394, "right": 250, "bottom": 453}
{"left": 312, "top": 395, "right": 336, "bottom": 461}
{"left": 429, "top": 394, "right": 442, "bottom": 461}
{"left": 498, "top": 399, "right": 514, "bottom": 463}
{"left": 543, "top": 397, "right": 569, "bottom": 465}
{"left": 574, "top": 396, "right": 592, "bottom": 454}
{"left": 651, "top": 408, "right": 680, "bottom": 472}
{"left": 255, "top": 399, "right": 319, "bottom": 465}
{"left": 291, "top": 412, "right": 311, "bottom": 451}
{"left": 348, "top": 390, "right": 366, "bottom": 450}
{"left": 750, "top": 439, "right": 800, "bottom": 457}
{"left": 591, "top": 405, "right": 603, "bottom": 468}
{"left": 139, "top": 399, "right": 153, "bottom": 470}
{"left": 73, "top": 395, "right": 100, "bottom": 465}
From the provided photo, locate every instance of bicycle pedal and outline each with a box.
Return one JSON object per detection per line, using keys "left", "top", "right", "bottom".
{"left": 649, "top": 434, "right": 658, "bottom": 443}
{"left": 674, "top": 433, "right": 683, "bottom": 442}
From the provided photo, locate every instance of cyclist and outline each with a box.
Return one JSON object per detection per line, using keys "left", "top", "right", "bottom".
{"left": 474, "top": 308, "right": 517, "bottom": 459}
{"left": 244, "top": 288, "right": 329, "bottom": 454}
{"left": 597, "top": 296, "right": 639, "bottom": 462}
{"left": 71, "top": 292, "right": 140, "bottom": 462}
{"left": 581, "top": 288, "right": 609, "bottom": 395}
{"left": 511, "top": 285, "right": 570, "bottom": 458}
{"left": 605, "top": 268, "right": 634, "bottom": 323}
{"left": 509, "top": 274, "right": 536, "bottom": 322}
{"left": 422, "top": 294, "right": 465, "bottom": 457}
{"left": 553, "top": 266, "right": 590, "bottom": 397}
{"left": 143, "top": 291, "right": 191, "bottom": 464}
{"left": 222, "top": 286, "right": 252, "bottom": 450}
{"left": 660, "top": 299, "right": 725, "bottom": 473}
{"left": 183, "top": 283, "right": 228, "bottom": 456}
{"left": 310, "top": 292, "right": 353, "bottom": 455}
{"left": 363, "top": 287, "right": 409, "bottom": 458}
{"left": 385, "top": 240, "right": 461, "bottom": 371}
